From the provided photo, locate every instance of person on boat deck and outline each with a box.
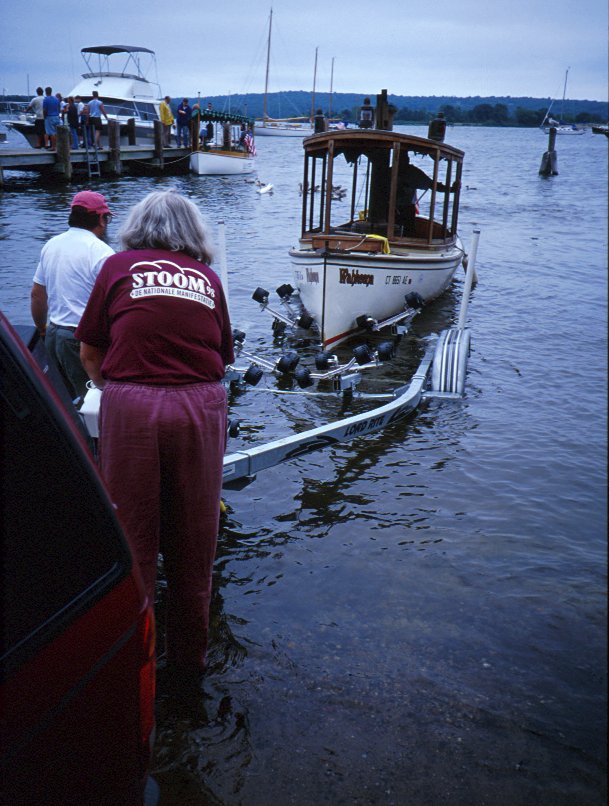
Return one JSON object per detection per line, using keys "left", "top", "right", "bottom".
{"left": 87, "top": 90, "right": 109, "bottom": 149}
{"left": 65, "top": 96, "right": 80, "bottom": 149}
{"left": 176, "top": 98, "right": 192, "bottom": 147}
{"left": 76, "top": 190, "right": 234, "bottom": 690}
{"left": 359, "top": 97, "right": 375, "bottom": 129}
{"left": 56, "top": 93, "right": 67, "bottom": 123}
{"left": 78, "top": 100, "right": 90, "bottom": 147}
{"left": 31, "top": 191, "right": 114, "bottom": 402}
{"left": 160, "top": 96, "right": 174, "bottom": 147}
{"left": 42, "top": 86, "right": 61, "bottom": 150}
{"left": 26, "top": 86, "right": 46, "bottom": 148}
{"left": 395, "top": 153, "right": 451, "bottom": 235}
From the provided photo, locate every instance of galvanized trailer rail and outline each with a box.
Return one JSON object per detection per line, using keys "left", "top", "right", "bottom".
{"left": 222, "top": 342, "right": 435, "bottom": 486}
{"left": 222, "top": 229, "right": 480, "bottom": 488}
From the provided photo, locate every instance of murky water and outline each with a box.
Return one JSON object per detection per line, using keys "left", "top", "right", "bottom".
{"left": 1, "top": 123, "right": 606, "bottom": 804}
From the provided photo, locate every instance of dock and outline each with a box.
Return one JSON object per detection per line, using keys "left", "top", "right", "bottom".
{"left": 0, "top": 120, "right": 192, "bottom": 185}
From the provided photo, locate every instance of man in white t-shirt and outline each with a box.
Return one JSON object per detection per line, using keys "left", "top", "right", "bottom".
{"left": 26, "top": 86, "right": 46, "bottom": 148}
{"left": 31, "top": 190, "right": 115, "bottom": 402}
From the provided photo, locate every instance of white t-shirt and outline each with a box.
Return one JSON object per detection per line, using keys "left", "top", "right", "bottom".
{"left": 33, "top": 227, "right": 115, "bottom": 327}
{"left": 28, "top": 95, "right": 44, "bottom": 119}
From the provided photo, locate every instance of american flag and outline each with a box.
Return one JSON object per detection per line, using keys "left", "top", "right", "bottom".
{"left": 243, "top": 132, "right": 256, "bottom": 156}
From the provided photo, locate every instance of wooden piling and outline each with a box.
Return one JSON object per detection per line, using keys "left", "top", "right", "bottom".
{"left": 539, "top": 126, "right": 558, "bottom": 176}
{"left": 153, "top": 120, "right": 164, "bottom": 168}
{"left": 375, "top": 90, "right": 396, "bottom": 131}
{"left": 126, "top": 118, "right": 136, "bottom": 145}
{"left": 107, "top": 120, "right": 122, "bottom": 175}
{"left": 56, "top": 125, "right": 72, "bottom": 181}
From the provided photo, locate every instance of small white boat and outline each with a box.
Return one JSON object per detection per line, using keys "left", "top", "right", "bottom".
{"left": 190, "top": 110, "right": 256, "bottom": 175}
{"left": 255, "top": 119, "right": 312, "bottom": 137}
{"left": 541, "top": 68, "right": 586, "bottom": 136}
{"left": 289, "top": 120, "right": 466, "bottom": 348}
{"left": 6, "top": 45, "right": 163, "bottom": 147}
{"left": 254, "top": 9, "right": 313, "bottom": 138}
{"left": 543, "top": 119, "right": 585, "bottom": 136}
{"left": 591, "top": 124, "right": 609, "bottom": 136}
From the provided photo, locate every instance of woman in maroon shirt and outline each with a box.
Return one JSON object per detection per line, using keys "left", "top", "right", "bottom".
{"left": 78, "top": 189, "right": 234, "bottom": 688}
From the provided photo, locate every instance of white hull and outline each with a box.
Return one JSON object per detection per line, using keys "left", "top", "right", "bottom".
{"left": 6, "top": 45, "right": 163, "bottom": 149}
{"left": 190, "top": 150, "right": 255, "bottom": 175}
{"left": 290, "top": 244, "right": 463, "bottom": 348}
{"left": 542, "top": 125, "right": 585, "bottom": 135}
{"left": 255, "top": 122, "right": 312, "bottom": 137}
{"left": 5, "top": 118, "right": 155, "bottom": 148}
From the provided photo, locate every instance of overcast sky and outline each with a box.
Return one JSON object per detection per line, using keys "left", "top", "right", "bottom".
{"left": 1, "top": 0, "right": 607, "bottom": 102}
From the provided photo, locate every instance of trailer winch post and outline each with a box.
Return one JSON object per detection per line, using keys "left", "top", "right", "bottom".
{"left": 457, "top": 229, "right": 480, "bottom": 330}
{"left": 217, "top": 220, "right": 230, "bottom": 312}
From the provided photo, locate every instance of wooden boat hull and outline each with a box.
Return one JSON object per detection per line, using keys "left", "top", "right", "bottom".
{"left": 189, "top": 150, "right": 255, "bottom": 175}
{"left": 289, "top": 241, "right": 464, "bottom": 348}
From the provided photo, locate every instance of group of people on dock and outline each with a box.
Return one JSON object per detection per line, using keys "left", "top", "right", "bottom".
{"left": 32, "top": 188, "right": 233, "bottom": 693}
{"left": 27, "top": 86, "right": 108, "bottom": 151}
{"left": 159, "top": 96, "right": 225, "bottom": 149}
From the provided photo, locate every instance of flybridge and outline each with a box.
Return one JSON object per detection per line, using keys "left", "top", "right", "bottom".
{"left": 81, "top": 46, "right": 157, "bottom": 82}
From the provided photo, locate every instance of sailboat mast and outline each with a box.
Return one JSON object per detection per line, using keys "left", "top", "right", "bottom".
{"left": 328, "top": 57, "right": 334, "bottom": 118}
{"left": 561, "top": 66, "right": 570, "bottom": 121}
{"left": 311, "top": 46, "right": 318, "bottom": 121}
{"left": 263, "top": 8, "right": 273, "bottom": 124}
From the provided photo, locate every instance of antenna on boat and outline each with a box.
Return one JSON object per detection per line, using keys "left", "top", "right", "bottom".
{"left": 263, "top": 7, "right": 273, "bottom": 123}
{"left": 328, "top": 57, "right": 334, "bottom": 118}
{"left": 311, "top": 46, "right": 318, "bottom": 122}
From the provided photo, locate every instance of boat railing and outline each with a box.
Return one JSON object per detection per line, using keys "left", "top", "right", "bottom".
{"left": 310, "top": 219, "right": 455, "bottom": 243}
{"left": 81, "top": 71, "right": 146, "bottom": 81}
{"left": 0, "top": 101, "right": 30, "bottom": 119}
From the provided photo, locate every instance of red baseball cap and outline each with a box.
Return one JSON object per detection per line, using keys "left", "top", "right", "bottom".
{"left": 71, "top": 190, "right": 112, "bottom": 215}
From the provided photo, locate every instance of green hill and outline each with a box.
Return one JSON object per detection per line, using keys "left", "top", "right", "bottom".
{"left": 204, "top": 91, "right": 608, "bottom": 126}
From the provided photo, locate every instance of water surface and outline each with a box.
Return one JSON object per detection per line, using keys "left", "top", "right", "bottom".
{"left": 1, "top": 123, "right": 606, "bottom": 804}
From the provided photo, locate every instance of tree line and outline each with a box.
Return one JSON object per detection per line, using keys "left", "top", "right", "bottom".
{"left": 390, "top": 103, "right": 604, "bottom": 126}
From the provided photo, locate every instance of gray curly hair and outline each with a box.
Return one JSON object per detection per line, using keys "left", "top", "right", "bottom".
{"left": 119, "top": 189, "right": 214, "bottom": 264}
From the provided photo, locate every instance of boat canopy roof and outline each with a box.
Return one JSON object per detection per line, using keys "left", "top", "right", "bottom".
{"left": 79, "top": 45, "right": 160, "bottom": 89}
{"left": 81, "top": 46, "right": 155, "bottom": 55}
{"left": 194, "top": 108, "right": 254, "bottom": 126}
{"left": 303, "top": 129, "right": 464, "bottom": 163}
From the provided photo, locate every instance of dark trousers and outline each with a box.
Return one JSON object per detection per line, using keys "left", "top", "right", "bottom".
{"left": 99, "top": 380, "right": 227, "bottom": 672}
{"left": 46, "top": 323, "right": 89, "bottom": 402}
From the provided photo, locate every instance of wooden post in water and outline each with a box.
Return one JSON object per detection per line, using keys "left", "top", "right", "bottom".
{"left": 153, "top": 120, "right": 164, "bottom": 168}
{"left": 56, "top": 125, "right": 71, "bottom": 181}
{"left": 107, "top": 120, "right": 122, "bottom": 175}
{"left": 126, "top": 118, "right": 136, "bottom": 145}
{"left": 539, "top": 127, "right": 558, "bottom": 175}
{"left": 375, "top": 89, "right": 396, "bottom": 131}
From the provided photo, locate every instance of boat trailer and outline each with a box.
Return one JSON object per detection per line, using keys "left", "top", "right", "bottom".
{"left": 79, "top": 231, "right": 479, "bottom": 489}
{"left": 221, "top": 230, "right": 480, "bottom": 488}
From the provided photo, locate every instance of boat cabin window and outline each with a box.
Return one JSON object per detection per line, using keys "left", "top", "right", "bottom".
{"left": 134, "top": 102, "right": 159, "bottom": 121}
{"left": 100, "top": 99, "right": 137, "bottom": 117}
{"left": 301, "top": 137, "right": 462, "bottom": 244}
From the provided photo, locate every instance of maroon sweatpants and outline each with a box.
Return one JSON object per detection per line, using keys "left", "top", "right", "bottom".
{"left": 99, "top": 380, "right": 227, "bottom": 672}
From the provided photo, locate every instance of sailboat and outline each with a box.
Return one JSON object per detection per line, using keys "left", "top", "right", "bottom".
{"left": 254, "top": 8, "right": 313, "bottom": 137}
{"left": 541, "top": 68, "right": 586, "bottom": 135}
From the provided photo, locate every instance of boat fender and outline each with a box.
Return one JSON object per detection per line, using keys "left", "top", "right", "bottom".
{"left": 405, "top": 292, "right": 425, "bottom": 309}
